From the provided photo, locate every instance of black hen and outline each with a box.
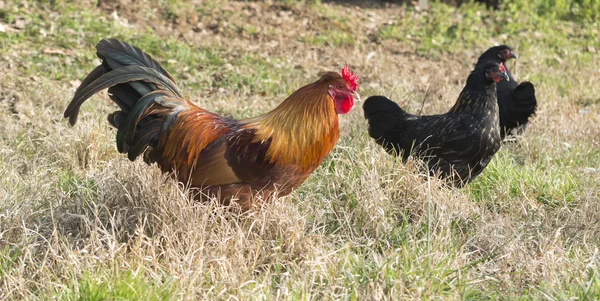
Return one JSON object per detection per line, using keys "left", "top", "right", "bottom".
{"left": 363, "top": 62, "right": 508, "bottom": 186}
{"left": 476, "top": 45, "right": 537, "bottom": 139}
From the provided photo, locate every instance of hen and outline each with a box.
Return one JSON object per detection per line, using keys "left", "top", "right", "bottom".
{"left": 363, "top": 62, "right": 507, "bottom": 186}
{"left": 476, "top": 45, "right": 537, "bottom": 139}
{"left": 64, "top": 39, "right": 359, "bottom": 210}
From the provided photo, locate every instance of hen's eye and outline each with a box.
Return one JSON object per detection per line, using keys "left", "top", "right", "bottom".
{"left": 337, "top": 84, "right": 343, "bottom": 89}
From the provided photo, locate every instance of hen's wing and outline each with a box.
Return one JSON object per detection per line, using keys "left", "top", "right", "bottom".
{"left": 413, "top": 113, "right": 499, "bottom": 182}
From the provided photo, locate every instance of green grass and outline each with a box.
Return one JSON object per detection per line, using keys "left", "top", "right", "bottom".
{"left": 1, "top": 0, "right": 600, "bottom": 299}
{"left": 60, "top": 270, "right": 177, "bottom": 300}
{"left": 379, "top": 1, "right": 600, "bottom": 61}
{"left": 470, "top": 150, "right": 581, "bottom": 210}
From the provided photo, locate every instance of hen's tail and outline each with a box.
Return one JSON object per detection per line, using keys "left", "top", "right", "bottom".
{"left": 500, "top": 81, "right": 537, "bottom": 138}
{"left": 363, "top": 96, "right": 406, "bottom": 140}
{"left": 64, "top": 39, "right": 190, "bottom": 161}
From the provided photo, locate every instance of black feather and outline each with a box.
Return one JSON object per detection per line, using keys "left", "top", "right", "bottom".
{"left": 363, "top": 96, "right": 411, "bottom": 156}
{"left": 96, "top": 38, "right": 175, "bottom": 82}
{"left": 128, "top": 119, "right": 163, "bottom": 161}
{"left": 116, "top": 90, "right": 172, "bottom": 153}
{"left": 107, "top": 111, "right": 126, "bottom": 128}
{"left": 107, "top": 85, "right": 140, "bottom": 114}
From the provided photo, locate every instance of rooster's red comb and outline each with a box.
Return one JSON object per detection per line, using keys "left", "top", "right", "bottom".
{"left": 341, "top": 65, "right": 359, "bottom": 91}
{"left": 499, "top": 62, "right": 506, "bottom": 73}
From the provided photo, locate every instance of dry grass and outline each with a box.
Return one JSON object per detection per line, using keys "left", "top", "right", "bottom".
{"left": 1, "top": 0, "right": 600, "bottom": 299}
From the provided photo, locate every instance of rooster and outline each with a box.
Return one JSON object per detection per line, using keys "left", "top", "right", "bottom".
{"left": 64, "top": 39, "right": 359, "bottom": 210}
{"left": 363, "top": 62, "right": 508, "bottom": 186}
{"left": 476, "top": 45, "right": 537, "bottom": 139}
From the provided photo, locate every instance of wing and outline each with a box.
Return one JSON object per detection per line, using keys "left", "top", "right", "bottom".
{"left": 379, "top": 114, "right": 440, "bottom": 160}
{"left": 191, "top": 124, "right": 308, "bottom": 205}
{"left": 158, "top": 119, "right": 292, "bottom": 190}
{"left": 413, "top": 114, "right": 500, "bottom": 182}
{"left": 145, "top": 107, "right": 241, "bottom": 185}
{"left": 224, "top": 126, "right": 277, "bottom": 183}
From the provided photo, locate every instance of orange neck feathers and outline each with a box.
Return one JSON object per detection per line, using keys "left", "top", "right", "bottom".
{"left": 243, "top": 83, "right": 340, "bottom": 171}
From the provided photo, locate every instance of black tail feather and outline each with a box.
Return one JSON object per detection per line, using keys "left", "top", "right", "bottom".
{"left": 107, "top": 85, "right": 139, "bottom": 114}
{"left": 499, "top": 81, "right": 536, "bottom": 138}
{"left": 96, "top": 38, "right": 175, "bottom": 82}
{"left": 116, "top": 91, "right": 174, "bottom": 153}
{"left": 64, "top": 65, "right": 179, "bottom": 126}
{"left": 128, "top": 119, "right": 163, "bottom": 161}
{"left": 363, "top": 96, "right": 405, "bottom": 141}
{"left": 107, "top": 111, "right": 126, "bottom": 128}
{"left": 64, "top": 38, "right": 189, "bottom": 162}
{"left": 511, "top": 81, "right": 537, "bottom": 122}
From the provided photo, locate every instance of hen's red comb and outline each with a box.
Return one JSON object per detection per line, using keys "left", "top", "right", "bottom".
{"left": 341, "top": 65, "right": 359, "bottom": 91}
{"left": 499, "top": 62, "right": 506, "bottom": 73}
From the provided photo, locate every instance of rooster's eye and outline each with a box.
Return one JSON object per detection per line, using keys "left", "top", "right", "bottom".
{"left": 337, "top": 84, "right": 343, "bottom": 89}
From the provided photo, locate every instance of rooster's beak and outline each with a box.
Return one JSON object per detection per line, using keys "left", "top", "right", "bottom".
{"left": 353, "top": 91, "right": 361, "bottom": 103}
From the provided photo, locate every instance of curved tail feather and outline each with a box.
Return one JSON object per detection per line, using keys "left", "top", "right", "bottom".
{"left": 65, "top": 66, "right": 181, "bottom": 124}
{"left": 64, "top": 38, "right": 190, "bottom": 162}
{"left": 96, "top": 38, "right": 175, "bottom": 82}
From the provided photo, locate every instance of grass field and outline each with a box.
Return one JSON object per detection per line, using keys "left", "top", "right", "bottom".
{"left": 1, "top": 0, "right": 600, "bottom": 299}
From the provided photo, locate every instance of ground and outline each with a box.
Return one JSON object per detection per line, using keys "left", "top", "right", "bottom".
{"left": 1, "top": 0, "right": 600, "bottom": 299}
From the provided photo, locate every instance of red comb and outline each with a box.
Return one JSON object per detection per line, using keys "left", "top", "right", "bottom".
{"left": 341, "top": 65, "right": 359, "bottom": 91}
{"left": 499, "top": 62, "right": 506, "bottom": 73}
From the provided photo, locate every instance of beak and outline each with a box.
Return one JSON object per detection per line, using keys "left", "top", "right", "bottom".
{"left": 500, "top": 71, "right": 509, "bottom": 81}
{"left": 353, "top": 91, "right": 361, "bottom": 102}
{"left": 509, "top": 52, "right": 517, "bottom": 59}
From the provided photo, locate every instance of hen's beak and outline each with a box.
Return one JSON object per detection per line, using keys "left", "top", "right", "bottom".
{"left": 509, "top": 52, "right": 517, "bottom": 59}
{"left": 500, "top": 71, "right": 509, "bottom": 81}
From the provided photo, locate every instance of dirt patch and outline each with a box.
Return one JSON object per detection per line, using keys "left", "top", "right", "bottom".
{"left": 94, "top": 0, "right": 410, "bottom": 53}
{"left": 0, "top": 90, "right": 19, "bottom": 115}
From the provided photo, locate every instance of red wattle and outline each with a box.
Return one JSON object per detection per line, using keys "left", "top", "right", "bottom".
{"left": 335, "top": 95, "right": 354, "bottom": 114}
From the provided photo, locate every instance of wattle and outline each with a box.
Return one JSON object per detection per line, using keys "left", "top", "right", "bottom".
{"left": 335, "top": 95, "right": 354, "bottom": 114}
